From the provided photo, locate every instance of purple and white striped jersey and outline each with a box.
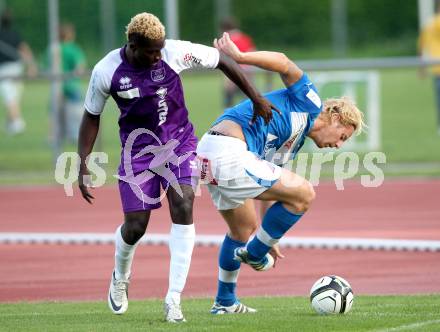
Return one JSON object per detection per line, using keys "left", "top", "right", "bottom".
{"left": 84, "top": 39, "right": 220, "bottom": 175}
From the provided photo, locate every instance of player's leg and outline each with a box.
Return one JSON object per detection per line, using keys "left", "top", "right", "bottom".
{"left": 164, "top": 183, "right": 196, "bottom": 322}
{"left": 1, "top": 63, "right": 25, "bottom": 134}
{"left": 117, "top": 211, "right": 151, "bottom": 276}
{"left": 109, "top": 210, "right": 150, "bottom": 315}
{"left": 198, "top": 134, "right": 282, "bottom": 271}
{"left": 4, "top": 82, "right": 25, "bottom": 134}
{"left": 241, "top": 168, "right": 315, "bottom": 264}
{"left": 211, "top": 199, "right": 257, "bottom": 314}
{"left": 109, "top": 176, "right": 161, "bottom": 314}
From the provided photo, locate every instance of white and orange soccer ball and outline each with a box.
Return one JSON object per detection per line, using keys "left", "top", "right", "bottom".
{"left": 310, "top": 275, "right": 354, "bottom": 315}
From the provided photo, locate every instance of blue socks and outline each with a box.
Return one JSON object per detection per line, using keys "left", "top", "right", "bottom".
{"left": 216, "top": 234, "right": 245, "bottom": 306}
{"left": 247, "top": 202, "right": 303, "bottom": 261}
{"left": 215, "top": 203, "right": 303, "bottom": 305}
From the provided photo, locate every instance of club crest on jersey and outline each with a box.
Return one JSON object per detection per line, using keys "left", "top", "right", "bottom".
{"left": 119, "top": 76, "right": 132, "bottom": 89}
{"left": 151, "top": 67, "right": 166, "bottom": 82}
{"left": 183, "top": 53, "right": 202, "bottom": 65}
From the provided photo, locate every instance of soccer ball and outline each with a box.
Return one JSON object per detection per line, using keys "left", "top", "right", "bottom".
{"left": 310, "top": 275, "right": 354, "bottom": 315}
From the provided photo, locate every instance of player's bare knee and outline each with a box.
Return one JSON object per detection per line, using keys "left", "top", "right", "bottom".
{"left": 251, "top": 222, "right": 258, "bottom": 234}
{"left": 170, "top": 196, "right": 194, "bottom": 225}
{"left": 299, "top": 182, "right": 316, "bottom": 212}
{"left": 286, "top": 181, "right": 316, "bottom": 213}
{"left": 305, "top": 182, "right": 316, "bottom": 204}
{"left": 127, "top": 221, "right": 147, "bottom": 238}
{"left": 229, "top": 221, "right": 257, "bottom": 243}
{"left": 229, "top": 229, "right": 253, "bottom": 243}
{"left": 123, "top": 216, "right": 148, "bottom": 242}
{"left": 244, "top": 223, "right": 258, "bottom": 237}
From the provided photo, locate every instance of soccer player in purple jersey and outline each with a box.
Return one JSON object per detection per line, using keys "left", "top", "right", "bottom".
{"left": 77, "top": 13, "right": 277, "bottom": 323}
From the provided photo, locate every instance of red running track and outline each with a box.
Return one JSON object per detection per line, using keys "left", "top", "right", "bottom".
{"left": 0, "top": 179, "right": 439, "bottom": 301}
{"left": 1, "top": 245, "right": 439, "bottom": 302}
{"left": 1, "top": 179, "right": 440, "bottom": 239}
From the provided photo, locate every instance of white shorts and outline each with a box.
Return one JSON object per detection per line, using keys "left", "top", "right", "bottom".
{"left": 0, "top": 62, "right": 23, "bottom": 106}
{"left": 196, "top": 134, "right": 282, "bottom": 210}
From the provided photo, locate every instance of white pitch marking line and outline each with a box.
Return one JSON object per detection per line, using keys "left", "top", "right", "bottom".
{"left": 373, "top": 319, "right": 440, "bottom": 332}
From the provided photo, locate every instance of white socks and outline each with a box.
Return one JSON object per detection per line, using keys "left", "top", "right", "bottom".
{"left": 114, "top": 225, "right": 139, "bottom": 280}
{"left": 113, "top": 223, "right": 196, "bottom": 305}
{"left": 165, "top": 223, "right": 196, "bottom": 305}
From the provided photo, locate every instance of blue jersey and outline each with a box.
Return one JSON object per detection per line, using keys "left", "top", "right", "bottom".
{"left": 213, "top": 73, "right": 322, "bottom": 165}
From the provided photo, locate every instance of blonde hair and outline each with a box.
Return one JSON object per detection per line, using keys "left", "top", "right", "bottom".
{"left": 322, "top": 96, "right": 365, "bottom": 135}
{"left": 125, "top": 13, "right": 165, "bottom": 41}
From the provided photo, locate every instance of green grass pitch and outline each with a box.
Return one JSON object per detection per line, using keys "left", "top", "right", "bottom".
{"left": 1, "top": 295, "right": 440, "bottom": 332}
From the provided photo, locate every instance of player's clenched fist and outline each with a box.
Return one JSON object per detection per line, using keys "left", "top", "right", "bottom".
{"left": 214, "top": 32, "right": 242, "bottom": 61}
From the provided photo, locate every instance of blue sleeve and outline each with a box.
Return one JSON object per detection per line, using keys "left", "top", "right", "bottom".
{"left": 286, "top": 73, "right": 322, "bottom": 121}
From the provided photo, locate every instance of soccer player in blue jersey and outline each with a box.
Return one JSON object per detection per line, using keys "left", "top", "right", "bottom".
{"left": 196, "top": 32, "right": 365, "bottom": 314}
{"left": 77, "top": 14, "right": 277, "bottom": 323}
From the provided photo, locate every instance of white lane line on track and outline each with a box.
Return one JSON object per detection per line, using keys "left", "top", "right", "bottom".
{"left": 0, "top": 233, "right": 440, "bottom": 251}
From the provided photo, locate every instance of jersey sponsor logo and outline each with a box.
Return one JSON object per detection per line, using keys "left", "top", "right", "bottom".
{"left": 183, "top": 53, "right": 202, "bottom": 65}
{"left": 284, "top": 132, "right": 299, "bottom": 149}
{"left": 265, "top": 112, "right": 307, "bottom": 165}
{"left": 119, "top": 76, "right": 132, "bottom": 90}
{"left": 151, "top": 67, "right": 166, "bottom": 82}
{"left": 156, "top": 87, "right": 168, "bottom": 126}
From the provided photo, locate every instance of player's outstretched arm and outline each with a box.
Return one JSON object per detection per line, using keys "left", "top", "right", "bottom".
{"left": 77, "top": 111, "right": 100, "bottom": 204}
{"left": 217, "top": 51, "right": 280, "bottom": 124}
{"left": 214, "top": 32, "right": 303, "bottom": 87}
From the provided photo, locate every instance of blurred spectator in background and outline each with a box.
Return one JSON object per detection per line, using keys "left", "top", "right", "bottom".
{"left": 59, "top": 22, "right": 86, "bottom": 143}
{"left": 0, "top": 8, "right": 36, "bottom": 135}
{"left": 220, "top": 17, "right": 256, "bottom": 108}
{"left": 418, "top": 2, "right": 440, "bottom": 135}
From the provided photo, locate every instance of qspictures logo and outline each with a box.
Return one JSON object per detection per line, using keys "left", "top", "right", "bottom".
{"left": 55, "top": 127, "right": 387, "bottom": 203}
{"left": 116, "top": 128, "right": 193, "bottom": 206}
{"left": 54, "top": 128, "right": 194, "bottom": 206}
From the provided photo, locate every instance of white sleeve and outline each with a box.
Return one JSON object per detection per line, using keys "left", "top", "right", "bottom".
{"left": 161, "top": 39, "right": 220, "bottom": 74}
{"left": 84, "top": 64, "right": 110, "bottom": 115}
